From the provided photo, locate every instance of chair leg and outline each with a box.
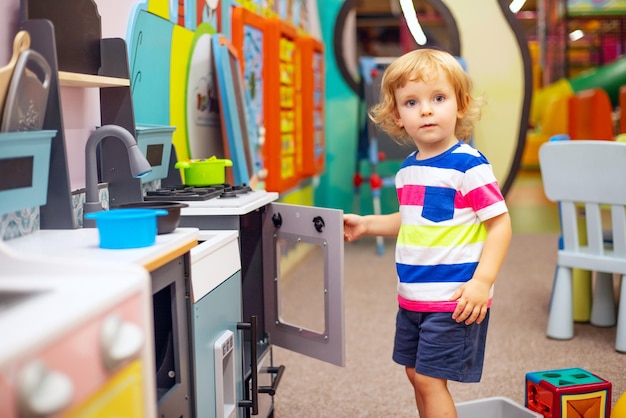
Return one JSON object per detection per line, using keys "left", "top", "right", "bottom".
{"left": 590, "top": 271, "right": 616, "bottom": 327}
{"left": 616, "top": 275, "right": 626, "bottom": 353}
{"left": 547, "top": 266, "right": 574, "bottom": 340}
{"left": 573, "top": 268, "right": 592, "bottom": 322}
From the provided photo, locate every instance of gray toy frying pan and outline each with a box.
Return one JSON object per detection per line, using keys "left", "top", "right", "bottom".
{"left": 1, "top": 48, "right": 51, "bottom": 132}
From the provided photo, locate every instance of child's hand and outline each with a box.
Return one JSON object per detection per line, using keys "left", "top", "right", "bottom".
{"left": 449, "top": 279, "right": 491, "bottom": 325}
{"left": 343, "top": 214, "right": 365, "bottom": 242}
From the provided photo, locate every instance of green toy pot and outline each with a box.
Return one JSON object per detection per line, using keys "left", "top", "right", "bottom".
{"left": 175, "top": 156, "right": 233, "bottom": 186}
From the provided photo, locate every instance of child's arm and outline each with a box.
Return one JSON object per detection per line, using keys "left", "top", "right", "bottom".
{"left": 343, "top": 212, "right": 401, "bottom": 242}
{"left": 450, "top": 212, "right": 512, "bottom": 325}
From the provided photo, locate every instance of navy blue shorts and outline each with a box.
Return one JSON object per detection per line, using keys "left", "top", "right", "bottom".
{"left": 392, "top": 307, "right": 490, "bottom": 383}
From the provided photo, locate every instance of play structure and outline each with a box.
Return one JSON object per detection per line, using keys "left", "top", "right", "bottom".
{"left": 523, "top": 55, "right": 626, "bottom": 167}
{"left": 353, "top": 56, "right": 404, "bottom": 255}
{"left": 323, "top": 0, "right": 533, "bottom": 216}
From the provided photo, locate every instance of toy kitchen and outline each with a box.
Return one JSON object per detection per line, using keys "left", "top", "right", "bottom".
{"left": 1, "top": 118, "right": 345, "bottom": 418}
{"left": 134, "top": 37, "right": 345, "bottom": 415}
{"left": 130, "top": 159, "right": 347, "bottom": 418}
{"left": 172, "top": 181, "right": 345, "bottom": 418}
{"left": 1, "top": 146, "right": 345, "bottom": 418}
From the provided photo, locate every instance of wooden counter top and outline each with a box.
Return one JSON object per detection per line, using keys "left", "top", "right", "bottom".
{"left": 3, "top": 227, "right": 199, "bottom": 272}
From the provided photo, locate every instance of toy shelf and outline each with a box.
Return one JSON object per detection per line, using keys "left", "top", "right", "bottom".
{"left": 21, "top": 16, "right": 142, "bottom": 229}
{"left": 58, "top": 72, "right": 130, "bottom": 88}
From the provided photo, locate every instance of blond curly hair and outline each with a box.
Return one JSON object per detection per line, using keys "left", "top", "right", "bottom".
{"left": 369, "top": 48, "right": 484, "bottom": 146}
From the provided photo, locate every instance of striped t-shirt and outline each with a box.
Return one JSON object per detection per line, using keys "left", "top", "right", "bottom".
{"left": 395, "top": 141, "right": 508, "bottom": 312}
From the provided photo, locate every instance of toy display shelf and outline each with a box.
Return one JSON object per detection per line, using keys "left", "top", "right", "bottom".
{"left": 20, "top": 18, "right": 142, "bottom": 229}
{"left": 58, "top": 72, "right": 129, "bottom": 88}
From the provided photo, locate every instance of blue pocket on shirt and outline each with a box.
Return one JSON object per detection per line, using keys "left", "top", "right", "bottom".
{"left": 421, "top": 186, "right": 456, "bottom": 222}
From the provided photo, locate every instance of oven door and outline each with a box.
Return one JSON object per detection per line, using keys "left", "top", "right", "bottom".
{"left": 262, "top": 202, "right": 344, "bottom": 367}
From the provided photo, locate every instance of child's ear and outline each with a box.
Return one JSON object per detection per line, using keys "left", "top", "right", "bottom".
{"left": 393, "top": 111, "right": 403, "bottom": 127}
{"left": 457, "top": 94, "right": 470, "bottom": 118}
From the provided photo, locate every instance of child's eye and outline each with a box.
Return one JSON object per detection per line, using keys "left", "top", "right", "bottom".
{"left": 406, "top": 99, "right": 417, "bottom": 107}
{"left": 434, "top": 95, "right": 445, "bottom": 103}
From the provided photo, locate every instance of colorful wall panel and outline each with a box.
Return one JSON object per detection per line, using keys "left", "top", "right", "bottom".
{"left": 184, "top": 23, "right": 223, "bottom": 161}
{"left": 128, "top": 3, "right": 223, "bottom": 165}
{"left": 263, "top": 18, "right": 301, "bottom": 192}
{"left": 126, "top": 0, "right": 323, "bottom": 191}
{"left": 211, "top": 34, "right": 251, "bottom": 185}
{"left": 297, "top": 36, "right": 325, "bottom": 176}
{"left": 231, "top": 7, "right": 266, "bottom": 183}
{"left": 233, "top": 8, "right": 308, "bottom": 193}
{"left": 128, "top": 9, "right": 173, "bottom": 126}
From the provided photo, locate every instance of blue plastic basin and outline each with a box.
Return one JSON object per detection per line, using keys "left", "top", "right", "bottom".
{"left": 85, "top": 208, "right": 167, "bottom": 249}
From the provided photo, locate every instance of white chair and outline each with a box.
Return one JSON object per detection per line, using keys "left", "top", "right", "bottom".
{"left": 539, "top": 140, "right": 626, "bottom": 352}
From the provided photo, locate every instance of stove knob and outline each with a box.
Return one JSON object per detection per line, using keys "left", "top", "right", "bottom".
{"left": 100, "top": 314, "right": 144, "bottom": 371}
{"left": 18, "top": 360, "right": 74, "bottom": 417}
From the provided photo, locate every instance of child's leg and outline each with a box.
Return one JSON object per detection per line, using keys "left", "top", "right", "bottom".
{"left": 405, "top": 366, "right": 456, "bottom": 418}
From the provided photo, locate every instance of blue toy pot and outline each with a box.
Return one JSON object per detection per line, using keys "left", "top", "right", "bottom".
{"left": 85, "top": 208, "right": 167, "bottom": 249}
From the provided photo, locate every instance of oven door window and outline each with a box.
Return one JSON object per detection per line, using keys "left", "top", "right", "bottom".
{"left": 276, "top": 240, "right": 325, "bottom": 334}
{"left": 263, "top": 202, "right": 344, "bottom": 367}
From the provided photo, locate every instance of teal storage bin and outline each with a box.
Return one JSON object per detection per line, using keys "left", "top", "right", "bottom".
{"left": 0, "top": 130, "right": 56, "bottom": 215}
{"left": 135, "top": 124, "right": 175, "bottom": 183}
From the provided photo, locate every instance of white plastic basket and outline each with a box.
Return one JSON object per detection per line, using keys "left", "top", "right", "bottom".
{"left": 456, "top": 396, "right": 542, "bottom": 418}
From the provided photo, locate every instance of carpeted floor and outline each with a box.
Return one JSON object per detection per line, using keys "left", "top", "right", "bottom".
{"left": 273, "top": 234, "right": 625, "bottom": 417}
{"left": 272, "top": 171, "right": 626, "bottom": 417}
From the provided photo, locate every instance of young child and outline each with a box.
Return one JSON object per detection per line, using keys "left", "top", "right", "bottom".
{"left": 343, "top": 49, "right": 512, "bottom": 417}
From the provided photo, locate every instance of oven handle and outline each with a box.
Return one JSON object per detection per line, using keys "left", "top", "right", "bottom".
{"left": 259, "top": 365, "right": 286, "bottom": 396}
{"left": 237, "top": 316, "right": 258, "bottom": 415}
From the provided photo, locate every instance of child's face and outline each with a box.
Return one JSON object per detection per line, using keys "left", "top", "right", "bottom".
{"left": 393, "top": 73, "right": 463, "bottom": 158}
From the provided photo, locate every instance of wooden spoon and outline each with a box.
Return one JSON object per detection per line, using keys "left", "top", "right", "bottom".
{"left": 0, "top": 31, "right": 31, "bottom": 119}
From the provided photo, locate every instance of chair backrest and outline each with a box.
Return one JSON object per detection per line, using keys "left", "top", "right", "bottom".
{"left": 539, "top": 140, "right": 626, "bottom": 258}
